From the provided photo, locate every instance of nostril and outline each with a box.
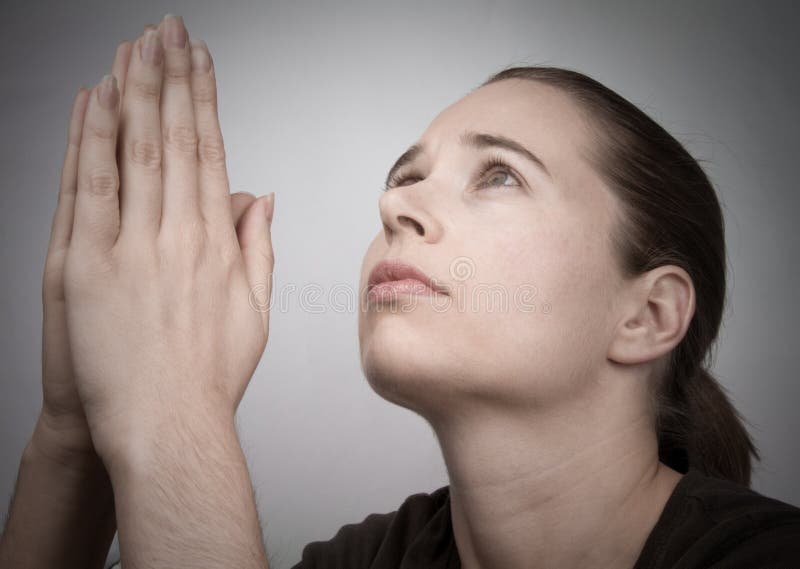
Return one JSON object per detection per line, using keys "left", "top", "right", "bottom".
{"left": 398, "top": 215, "right": 424, "bottom": 236}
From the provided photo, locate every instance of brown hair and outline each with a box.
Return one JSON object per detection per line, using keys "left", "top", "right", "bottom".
{"left": 480, "top": 66, "right": 759, "bottom": 485}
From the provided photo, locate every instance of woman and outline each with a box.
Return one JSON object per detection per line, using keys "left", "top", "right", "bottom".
{"left": 0, "top": 13, "right": 797, "bottom": 569}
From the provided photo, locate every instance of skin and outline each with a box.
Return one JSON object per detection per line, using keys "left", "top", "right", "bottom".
{"left": 358, "top": 79, "right": 695, "bottom": 568}
{"left": 1, "top": 15, "right": 273, "bottom": 569}
{"left": 0, "top": 12, "right": 696, "bottom": 569}
{"left": 38, "top": 35, "right": 257, "bottom": 462}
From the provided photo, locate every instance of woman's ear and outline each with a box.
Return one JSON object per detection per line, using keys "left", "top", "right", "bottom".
{"left": 608, "top": 265, "right": 695, "bottom": 365}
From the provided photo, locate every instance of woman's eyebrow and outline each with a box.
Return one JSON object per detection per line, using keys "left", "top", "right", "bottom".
{"left": 461, "top": 131, "right": 552, "bottom": 179}
{"left": 384, "top": 131, "right": 551, "bottom": 188}
{"left": 384, "top": 144, "right": 423, "bottom": 188}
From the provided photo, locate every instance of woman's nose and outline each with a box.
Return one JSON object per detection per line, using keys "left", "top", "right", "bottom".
{"left": 378, "top": 185, "right": 443, "bottom": 246}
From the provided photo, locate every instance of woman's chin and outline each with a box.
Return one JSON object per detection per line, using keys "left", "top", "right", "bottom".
{"left": 359, "top": 328, "right": 453, "bottom": 414}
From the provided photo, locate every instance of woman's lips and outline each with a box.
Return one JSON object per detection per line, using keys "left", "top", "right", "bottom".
{"left": 367, "top": 258, "right": 450, "bottom": 303}
{"left": 367, "top": 278, "right": 439, "bottom": 302}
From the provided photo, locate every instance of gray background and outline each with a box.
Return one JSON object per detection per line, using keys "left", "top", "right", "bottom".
{"left": 1, "top": 1, "right": 797, "bottom": 567}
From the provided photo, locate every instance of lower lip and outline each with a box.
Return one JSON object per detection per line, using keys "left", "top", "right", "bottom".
{"left": 368, "top": 279, "right": 439, "bottom": 302}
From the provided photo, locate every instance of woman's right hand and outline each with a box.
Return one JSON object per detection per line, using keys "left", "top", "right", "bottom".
{"left": 37, "top": 28, "right": 258, "bottom": 461}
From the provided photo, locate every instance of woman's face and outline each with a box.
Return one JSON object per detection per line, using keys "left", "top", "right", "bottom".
{"left": 358, "top": 79, "right": 629, "bottom": 421}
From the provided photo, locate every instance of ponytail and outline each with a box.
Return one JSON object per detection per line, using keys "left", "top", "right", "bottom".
{"left": 657, "top": 365, "right": 759, "bottom": 486}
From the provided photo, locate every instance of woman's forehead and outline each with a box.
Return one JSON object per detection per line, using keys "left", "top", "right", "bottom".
{"left": 418, "top": 79, "right": 591, "bottom": 166}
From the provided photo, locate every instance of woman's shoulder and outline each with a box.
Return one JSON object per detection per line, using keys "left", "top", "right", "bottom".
{"left": 635, "top": 468, "right": 800, "bottom": 568}
{"left": 683, "top": 468, "right": 800, "bottom": 534}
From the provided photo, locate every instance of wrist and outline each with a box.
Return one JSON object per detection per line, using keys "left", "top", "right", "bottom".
{"left": 99, "top": 403, "right": 239, "bottom": 481}
{"left": 27, "top": 412, "right": 103, "bottom": 473}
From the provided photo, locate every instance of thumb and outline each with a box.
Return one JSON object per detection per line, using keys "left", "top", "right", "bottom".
{"left": 238, "top": 193, "right": 275, "bottom": 336}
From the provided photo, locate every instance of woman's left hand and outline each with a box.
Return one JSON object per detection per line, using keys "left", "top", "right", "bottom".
{"left": 62, "top": 14, "right": 276, "bottom": 466}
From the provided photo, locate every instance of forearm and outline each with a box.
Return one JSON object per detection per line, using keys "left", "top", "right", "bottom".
{"left": 107, "top": 407, "right": 269, "bottom": 569}
{"left": 0, "top": 416, "right": 117, "bottom": 569}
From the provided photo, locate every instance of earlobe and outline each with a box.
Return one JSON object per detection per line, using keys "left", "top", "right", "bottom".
{"left": 607, "top": 266, "right": 695, "bottom": 366}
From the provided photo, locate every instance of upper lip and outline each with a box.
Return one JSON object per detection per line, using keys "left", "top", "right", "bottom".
{"left": 368, "top": 258, "right": 449, "bottom": 295}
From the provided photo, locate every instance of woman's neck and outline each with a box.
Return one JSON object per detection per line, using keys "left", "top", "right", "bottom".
{"left": 430, "top": 390, "right": 683, "bottom": 569}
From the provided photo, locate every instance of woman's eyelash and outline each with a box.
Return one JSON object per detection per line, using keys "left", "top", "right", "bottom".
{"left": 475, "top": 155, "right": 522, "bottom": 189}
{"left": 383, "top": 155, "right": 522, "bottom": 192}
{"left": 384, "top": 169, "right": 423, "bottom": 191}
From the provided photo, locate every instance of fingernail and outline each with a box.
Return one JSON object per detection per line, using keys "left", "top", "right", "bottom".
{"left": 98, "top": 74, "right": 119, "bottom": 110}
{"left": 190, "top": 40, "right": 210, "bottom": 72}
{"left": 265, "top": 193, "right": 275, "bottom": 225}
{"left": 141, "top": 29, "right": 163, "bottom": 65}
{"left": 163, "top": 14, "right": 186, "bottom": 48}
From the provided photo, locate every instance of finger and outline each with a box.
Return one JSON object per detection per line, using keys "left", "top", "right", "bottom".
{"left": 110, "top": 40, "right": 133, "bottom": 178}
{"left": 72, "top": 75, "right": 122, "bottom": 253}
{"left": 157, "top": 14, "right": 200, "bottom": 227}
{"left": 118, "top": 28, "right": 164, "bottom": 238}
{"left": 42, "top": 90, "right": 91, "bottom": 427}
{"left": 110, "top": 40, "right": 134, "bottom": 114}
{"left": 189, "top": 40, "right": 233, "bottom": 232}
{"left": 238, "top": 193, "right": 275, "bottom": 336}
{"left": 230, "top": 191, "right": 256, "bottom": 230}
{"left": 48, "top": 87, "right": 91, "bottom": 256}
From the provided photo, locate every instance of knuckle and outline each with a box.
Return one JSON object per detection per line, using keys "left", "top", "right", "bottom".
{"left": 181, "top": 218, "right": 206, "bottom": 244}
{"left": 82, "top": 167, "right": 119, "bottom": 197}
{"left": 163, "top": 123, "right": 198, "bottom": 154}
{"left": 197, "top": 136, "right": 226, "bottom": 167}
{"left": 191, "top": 82, "right": 216, "bottom": 105}
{"left": 131, "top": 79, "right": 161, "bottom": 102}
{"left": 217, "top": 237, "right": 240, "bottom": 266}
{"left": 126, "top": 137, "right": 162, "bottom": 170}
{"left": 164, "top": 216, "right": 205, "bottom": 247}
{"left": 85, "top": 122, "right": 115, "bottom": 142}
{"left": 64, "top": 254, "right": 115, "bottom": 293}
{"left": 164, "top": 60, "right": 192, "bottom": 83}
{"left": 42, "top": 258, "right": 65, "bottom": 302}
{"left": 257, "top": 246, "right": 275, "bottom": 267}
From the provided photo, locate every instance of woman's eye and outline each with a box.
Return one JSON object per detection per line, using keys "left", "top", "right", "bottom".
{"left": 384, "top": 173, "right": 422, "bottom": 190}
{"left": 484, "top": 169, "right": 516, "bottom": 187}
{"left": 383, "top": 160, "right": 521, "bottom": 192}
{"left": 393, "top": 175, "right": 421, "bottom": 187}
{"left": 478, "top": 165, "right": 521, "bottom": 190}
